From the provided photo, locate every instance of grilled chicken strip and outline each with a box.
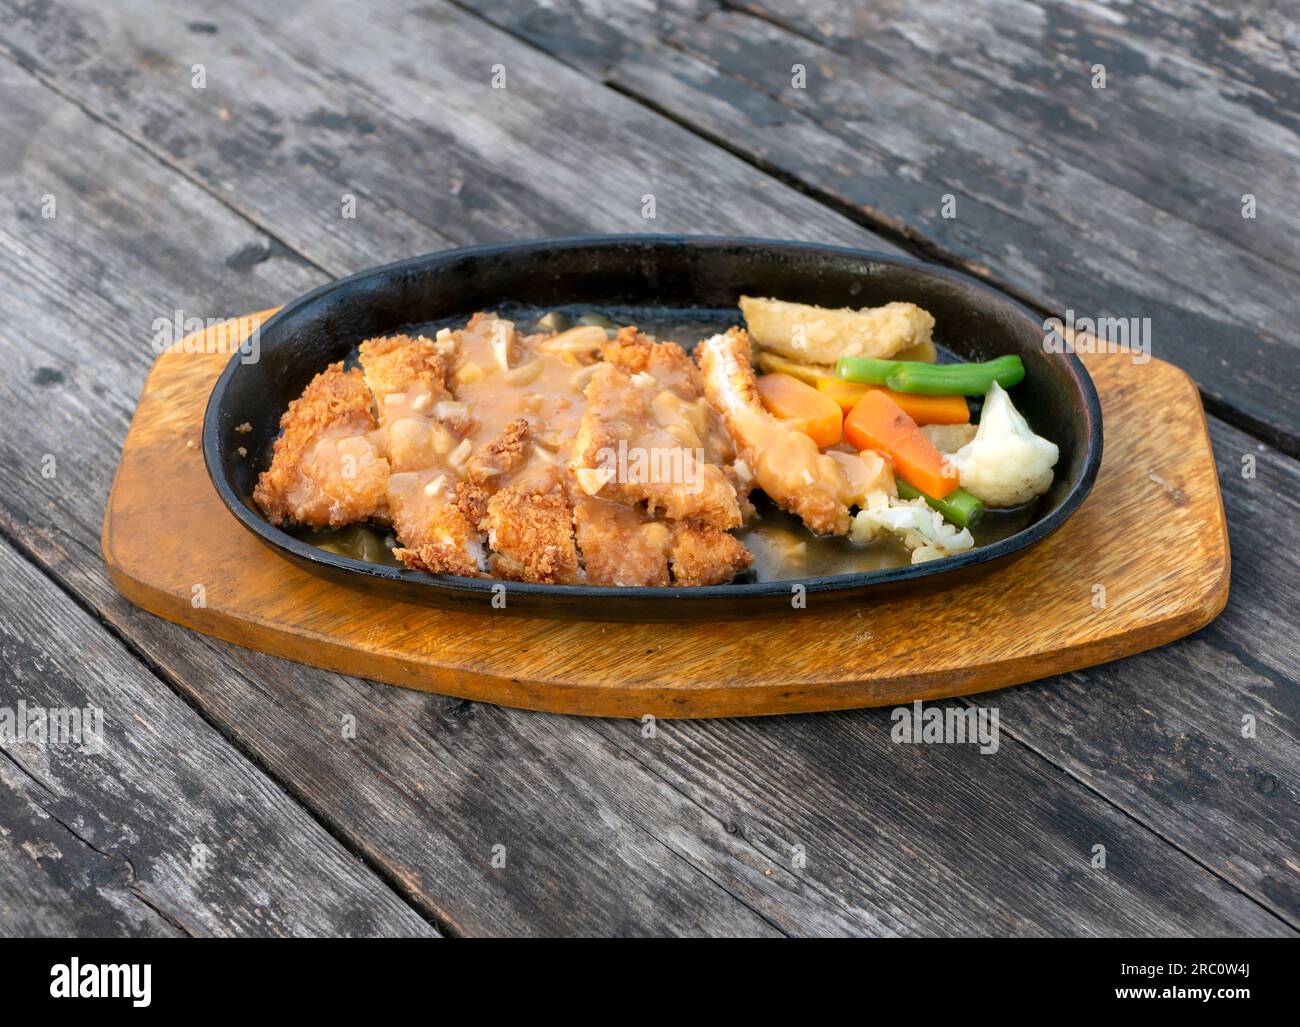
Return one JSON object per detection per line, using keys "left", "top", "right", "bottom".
{"left": 696, "top": 327, "right": 856, "bottom": 536}
{"left": 252, "top": 362, "right": 390, "bottom": 528}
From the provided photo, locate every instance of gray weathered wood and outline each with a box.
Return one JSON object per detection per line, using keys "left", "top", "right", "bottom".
{"left": 730, "top": 0, "right": 1300, "bottom": 267}
{"left": 0, "top": 18, "right": 1295, "bottom": 934}
{"left": 455, "top": 0, "right": 1300, "bottom": 452}
{"left": 0, "top": 538, "right": 436, "bottom": 937}
{"left": 0, "top": 0, "right": 901, "bottom": 281}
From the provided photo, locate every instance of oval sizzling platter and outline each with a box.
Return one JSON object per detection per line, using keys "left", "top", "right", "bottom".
{"left": 203, "top": 236, "right": 1102, "bottom": 621}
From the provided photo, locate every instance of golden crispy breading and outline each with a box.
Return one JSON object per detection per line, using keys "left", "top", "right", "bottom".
{"left": 392, "top": 534, "right": 480, "bottom": 576}
{"left": 601, "top": 326, "right": 701, "bottom": 395}
{"left": 389, "top": 483, "right": 487, "bottom": 577}
{"left": 485, "top": 481, "right": 581, "bottom": 584}
{"left": 253, "top": 362, "right": 389, "bottom": 527}
{"left": 669, "top": 520, "right": 753, "bottom": 586}
{"left": 262, "top": 316, "right": 769, "bottom": 586}
{"left": 696, "top": 328, "right": 852, "bottom": 536}
{"left": 455, "top": 480, "right": 490, "bottom": 530}
{"left": 357, "top": 333, "right": 450, "bottom": 409}
{"left": 466, "top": 418, "right": 530, "bottom": 486}
{"left": 571, "top": 363, "right": 742, "bottom": 529}
{"left": 573, "top": 497, "right": 672, "bottom": 586}
{"left": 356, "top": 333, "right": 489, "bottom": 572}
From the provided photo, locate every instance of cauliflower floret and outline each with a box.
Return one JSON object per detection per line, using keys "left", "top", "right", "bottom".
{"left": 946, "top": 382, "right": 1058, "bottom": 507}
{"left": 851, "top": 496, "right": 974, "bottom": 564}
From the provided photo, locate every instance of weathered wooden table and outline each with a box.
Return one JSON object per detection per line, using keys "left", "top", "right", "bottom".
{"left": 1, "top": 0, "right": 1296, "bottom": 936}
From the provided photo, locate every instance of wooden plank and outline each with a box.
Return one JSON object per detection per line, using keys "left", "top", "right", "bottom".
{"left": 0, "top": 538, "right": 435, "bottom": 937}
{"left": 739, "top": 0, "right": 1300, "bottom": 268}
{"left": 0, "top": 0, "right": 901, "bottom": 283}
{"left": 454, "top": 0, "right": 1300, "bottom": 452}
{"left": 0, "top": 34, "right": 1293, "bottom": 934}
{"left": 984, "top": 415, "right": 1300, "bottom": 924}
{"left": 106, "top": 331, "right": 1229, "bottom": 716}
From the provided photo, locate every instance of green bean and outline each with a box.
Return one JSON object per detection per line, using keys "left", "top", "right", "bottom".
{"left": 836, "top": 354, "right": 1025, "bottom": 396}
{"left": 896, "top": 480, "right": 983, "bottom": 528}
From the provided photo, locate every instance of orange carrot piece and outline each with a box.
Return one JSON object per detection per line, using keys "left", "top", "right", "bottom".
{"left": 844, "top": 390, "right": 960, "bottom": 498}
{"left": 756, "top": 373, "right": 843, "bottom": 448}
{"left": 880, "top": 388, "right": 969, "bottom": 426}
{"left": 844, "top": 389, "right": 913, "bottom": 450}
{"left": 818, "top": 379, "right": 968, "bottom": 424}
{"left": 816, "top": 377, "right": 870, "bottom": 414}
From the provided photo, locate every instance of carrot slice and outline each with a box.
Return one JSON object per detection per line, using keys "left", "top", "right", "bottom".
{"left": 818, "top": 379, "right": 968, "bottom": 424}
{"left": 756, "top": 373, "right": 843, "bottom": 448}
{"left": 878, "top": 388, "right": 969, "bottom": 426}
{"left": 816, "top": 377, "right": 871, "bottom": 414}
{"left": 844, "top": 390, "right": 959, "bottom": 498}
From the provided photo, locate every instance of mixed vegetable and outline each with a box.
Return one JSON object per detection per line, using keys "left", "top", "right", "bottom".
{"left": 744, "top": 295, "right": 1060, "bottom": 564}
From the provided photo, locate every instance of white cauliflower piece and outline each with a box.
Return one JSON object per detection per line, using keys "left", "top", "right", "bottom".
{"left": 851, "top": 496, "right": 974, "bottom": 564}
{"left": 947, "top": 382, "right": 1058, "bottom": 507}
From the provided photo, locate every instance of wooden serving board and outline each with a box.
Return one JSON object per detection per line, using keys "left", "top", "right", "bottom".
{"left": 103, "top": 311, "right": 1230, "bottom": 718}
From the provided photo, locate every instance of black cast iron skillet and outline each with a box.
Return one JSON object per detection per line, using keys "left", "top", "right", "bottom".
{"left": 204, "top": 235, "right": 1102, "bottom": 621}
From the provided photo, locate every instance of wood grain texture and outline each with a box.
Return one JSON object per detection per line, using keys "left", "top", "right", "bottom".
{"left": 455, "top": 0, "right": 1300, "bottom": 452}
{"left": 1, "top": 2, "right": 1296, "bottom": 935}
{"left": 0, "top": 0, "right": 899, "bottom": 278}
{"left": 0, "top": 537, "right": 436, "bottom": 937}
{"left": 103, "top": 314, "right": 1229, "bottom": 718}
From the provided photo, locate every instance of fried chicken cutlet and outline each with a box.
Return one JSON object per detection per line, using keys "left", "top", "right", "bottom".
{"left": 572, "top": 496, "right": 751, "bottom": 587}
{"left": 252, "top": 362, "right": 389, "bottom": 528}
{"left": 567, "top": 327, "right": 753, "bottom": 585}
{"left": 255, "top": 317, "right": 757, "bottom": 588}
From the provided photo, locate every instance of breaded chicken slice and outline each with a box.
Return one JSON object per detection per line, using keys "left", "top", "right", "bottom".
{"left": 696, "top": 328, "right": 855, "bottom": 536}
{"left": 570, "top": 363, "right": 742, "bottom": 529}
{"left": 573, "top": 496, "right": 672, "bottom": 586}
{"left": 357, "top": 333, "right": 451, "bottom": 408}
{"left": 390, "top": 481, "right": 488, "bottom": 577}
{"left": 669, "top": 520, "right": 753, "bottom": 586}
{"left": 253, "top": 362, "right": 389, "bottom": 528}
{"left": 483, "top": 476, "right": 582, "bottom": 584}
{"left": 573, "top": 497, "right": 752, "bottom": 587}
{"left": 358, "top": 333, "right": 486, "bottom": 576}
{"left": 601, "top": 326, "right": 701, "bottom": 395}
{"left": 602, "top": 327, "right": 735, "bottom": 467}
{"left": 466, "top": 417, "right": 531, "bottom": 487}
